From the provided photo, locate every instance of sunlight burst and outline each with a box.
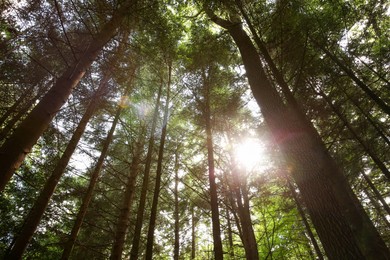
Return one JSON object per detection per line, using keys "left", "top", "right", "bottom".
{"left": 234, "top": 138, "right": 269, "bottom": 172}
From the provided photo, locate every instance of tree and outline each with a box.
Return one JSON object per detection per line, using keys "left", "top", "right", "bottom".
{"left": 206, "top": 6, "right": 388, "bottom": 258}
{"left": 145, "top": 64, "right": 171, "bottom": 260}
{"left": 1, "top": 1, "right": 389, "bottom": 259}
{"left": 0, "top": 0, "right": 137, "bottom": 190}
{"left": 6, "top": 74, "right": 110, "bottom": 259}
{"left": 129, "top": 77, "right": 164, "bottom": 260}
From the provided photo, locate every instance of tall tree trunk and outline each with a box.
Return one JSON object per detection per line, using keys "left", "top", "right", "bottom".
{"left": 207, "top": 13, "right": 389, "bottom": 259}
{"left": 61, "top": 105, "right": 122, "bottom": 260}
{"left": 0, "top": 91, "right": 42, "bottom": 141}
{"left": 287, "top": 179, "right": 324, "bottom": 260}
{"left": 173, "top": 148, "right": 180, "bottom": 260}
{"left": 0, "top": 0, "right": 136, "bottom": 191}
{"left": 129, "top": 80, "right": 163, "bottom": 260}
{"left": 227, "top": 192, "right": 244, "bottom": 241}
{"left": 313, "top": 42, "right": 390, "bottom": 116}
{"left": 225, "top": 205, "right": 235, "bottom": 259}
{"left": 232, "top": 6, "right": 390, "bottom": 258}
{"left": 364, "top": 186, "right": 390, "bottom": 230}
{"left": 110, "top": 137, "right": 144, "bottom": 260}
{"left": 6, "top": 77, "right": 108, "bottom": 259}
{"left": 191, "top": 206, "right": 196, "bottom": 260}
{"left": 145, "top": 65, "right": 171, "bottom": 260}
{"left": 233, "top": 179, "right": 259, "bottom": 259}
{"left": 235, "top": 0, "right": 299, "bottom": 109}
{"left": 204, "top": 83, "right": 224, "bottom": 260}
{"left": 225, "top": 135, "right": 258, "bottom": 259}
{"left": 316, "top": 88, "right": 390, "bottom": 180}
{"left": 341, "top": 86, "right": 390, "bottom": 146}
{"left": 0, "top": 86, "right": 35, "bottom": 128}
{"left": 228, "top": 152, "right": 259, "bottom": 259}
{"left": 359, "top": 171, "right": 390, "bottom": 216}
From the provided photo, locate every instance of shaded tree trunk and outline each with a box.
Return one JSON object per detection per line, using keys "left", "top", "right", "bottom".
{"left": 0, "top": 90, "right": 43, "bottom": 141}
{"left": 232, "top": 175, "right": 259, "bottom": 259}
{"left": 343, "top": 88, "right": 390, "bottom": 147}
{"left": 204, "top": 83, "right": 224, "bottom": 260}
{"left": 227, "top": 192, "right": 243, "bottom": 241}
{"left": 173, "top": 148, "right": 180, "bottom": 260}
{"left": 110, "top": 137, "right": 144, "bottom": 260}
{"left": 145, "top": 66, "right": 171, "bottom": 260}
{"left": 207, "top": 13, "right": 389, "bottom": 259}
{"left": 316, "top": 87, "right": 390, "bottom": 181}
{"left": 0, "top": 86, "right": 36, "bottom": 128}
{"left": 225, "top": 134, "right": 258, "bottom": 259}
{"left": 314, "top": 42, "right": 390, "bottom": 116}
{"left": 232, "top": 6, "right": 390, "bottom": 258}
{"left": 191, "top": 206, "right": 196, "bottom": 260}
{"left": 287, "top": 178, "right": 324, "bottom": 260}
{"left": 0, "top": 0, "right": 136, "bottom": 191}
{"left": 359, "top": 171, "right": 390, "bottom": 216}
{"left": 6, "top": 77, "right": 108, "bottom": 259}
{"left": 225, "top": 205, "right": 235, "bottom": 259}
{"left": 61, "top": 105, "right": 122, "bottom": 260}
{"left": 235, "top": 0, "right": 300, "bottom": 109}
{"left": 129, "top": 80, "right": 163, "bottom": 260}
{"left": 364, "top": 186, "right": 390, "bottom": 230}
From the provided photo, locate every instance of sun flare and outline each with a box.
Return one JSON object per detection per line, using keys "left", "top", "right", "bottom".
{"left": 234, "top": 138, "right": 269, "bottom": 172}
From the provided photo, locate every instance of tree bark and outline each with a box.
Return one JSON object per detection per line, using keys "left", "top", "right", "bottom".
{"left": 0, "top": 0, "right": 136, "bottom": 191}
{"left": 191, "top": 206, "right": 196, "bottom": 259}
{"left": 364, "top": 186, "right": 390, "bottom": 230}
{"left": 207, "top": 13, "right": 390, "bottom": 259}
{"left": 341, "top": 87, "right": 390, "bottom": 146}
{"left": 173, "top": 148, "right": 180, "bottom": 260}
{"left": 230, "top": 6, "right": 390, "bottom": 258}
{"left": 225, "top": 205, "right": 235, "bottom": 258}
{"left": 227, "top": 149, "right": 259, "bottom": 260}
{"left": 316, "top": 88, "right": 390, "bottom": 181}
{"left": 0, "top": 86, "right": 35, "bottom": 128}
{"left": 129, "top": 80, "right": 163, "bottom": 260}
{"left": 61, "top": 105, "right": 122, "bottom": 260}
{"left": 110, "top": 138, "right": 144, "bottom": 260}
{"left": 145, "top": 65, "right": 171, "bottom": 260}
{"left": 0, "top": 91, "right": 42, "bottom": 141}
{"left": 314, "top": 42, "right": 390, "bottom": 116}
{"left": 287, "top": 179, "right": 324, "bottom": 260}
{"left": 6, "top": 76, "right": 108, "bottom": 259}
{"left": 359, "top": 171, "right": 390, "bottom": 216}
{"left": 204, "top": 81, "right": 224, "bottom": 260}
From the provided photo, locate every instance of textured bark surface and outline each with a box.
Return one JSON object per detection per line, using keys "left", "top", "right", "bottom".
{"left": 204, "top": 85, "right": 224, "bottom": 260}
{"left": 0, "top": 87, "right": 33, "bottom": 128}
{"left": 235, "top": 8, "right": 390, "bottom": 251}
{"left": 145, "top": 68, "right": 171, "bottom": 260}
{"left": 287, "top": 179, "right": 324, "bottom": 260}
{"left": 129, "top": 82, "right": 163, "bottom": 260}
{"left": 0, "top": 96, "right": 37, "bottom": 140}
{"left": 225, "top": 206, "right": 235, "bottom": 258}
{"left": 0, "top": 0, "right": 136, "bottom": 191}
{"left": 7, "top": 81, "right": 106, "bottom": 259}
{"left": 110, "top": 140, "right": 143, "bottom": 260}
{"left": 318, "top": 89, "right": 390, "bottom": 180}
{"left": 191, "top": 207, "right": 196, "bottom": 259}
{"left": 222, "top": 20, "right": 389, "bottom": 259}
{"left": 317, "top": 43, "right": 390, "bottom": 116}
{"left": 174, "top": 151, "right": 180, "bottom": 260}
{"left": 61, "top": 106, "right": 122, "bottom": 260}
{"left": 228, "top": 152, "right": 259, "bottom": 260}
{"left": 206, "top": 12, "right": 386, "bottom": 258}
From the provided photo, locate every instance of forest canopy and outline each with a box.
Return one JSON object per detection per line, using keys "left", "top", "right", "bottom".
{"left": 0, "top": 0, "right": 389, "bottom": 259}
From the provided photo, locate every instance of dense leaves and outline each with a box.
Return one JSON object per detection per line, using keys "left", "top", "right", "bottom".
{"left": 0, "top": 0, "right": 389, "bottom": 259}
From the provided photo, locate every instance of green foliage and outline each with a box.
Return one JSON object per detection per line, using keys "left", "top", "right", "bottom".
{"left": 0, "top": 0, "right": 389, "bottom": 258}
